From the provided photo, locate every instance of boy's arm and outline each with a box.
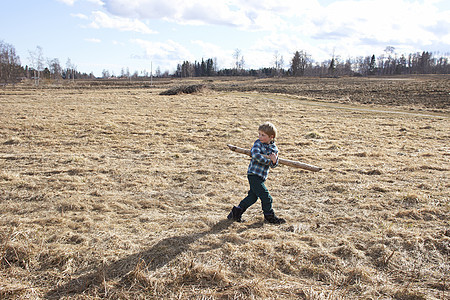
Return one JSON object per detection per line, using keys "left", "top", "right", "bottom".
{"left": 269, "top": 152, "right": 279, "bottom": 168}
{"left": 269, "top": 144, "right": 279, "bottom": 167}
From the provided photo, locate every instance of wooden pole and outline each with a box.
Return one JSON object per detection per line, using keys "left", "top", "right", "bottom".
{"left": 227, "top": 144, "right": 322, "bottom": 172}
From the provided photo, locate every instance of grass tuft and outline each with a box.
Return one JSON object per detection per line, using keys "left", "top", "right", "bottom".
{"left": 159, "top": 84, "right": 206, "bottom": 95}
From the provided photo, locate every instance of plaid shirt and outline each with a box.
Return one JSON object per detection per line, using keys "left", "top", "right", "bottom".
{"left": 247, "top": 139, "right": 278, "bottom": 180}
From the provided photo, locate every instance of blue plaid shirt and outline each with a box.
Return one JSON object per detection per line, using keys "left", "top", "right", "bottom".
{"left": 247, "top": 139, "right": 278, "bottom": 180}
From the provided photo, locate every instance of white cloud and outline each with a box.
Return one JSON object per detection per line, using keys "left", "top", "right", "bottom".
{"left": 103, "top": 0, "right": 177, "bottom": 19}
{"left": 79, "top": 0, "right": 449, "bottom": 71}
{"left": 71, "top": 13, "right": 89, "bottom": 20}
{"left": 85, "top": 38, "right": 101, "bottom": 43}
{"left": 112, "top": 40, "right": 125, "bottom": 46}
{"left": 191, "top": 40, "right": 233, "bottom": 69}
{"left": 301, "top": 0, "right": 449, "bottom": 58}
{"left": 97, "top": 0, "right": 446, "bottom": 61}
{"left": 58, "top": 0, "right": 104, "bottom": 5}
{"left": 88, "top": 11, "right": 157, "bottom": 34}
{"left": 99, "top": 0, "right": 449, "bottom": 45}
{"left": 312, "top": 1, "right": 441, "bottom": 42}
{"left": 131, "top": 38, "right": 194, "bottom": 70}
{"left": 102, "top": 0, "right": 273, "bottom": 29}
{"left": 87, "top": 0, "right": 105, "bottom": 5}
{"left": 57, "top": 0, "right": 78, "bottom": 5}
{"left": 191, "top": 40, "right": 225, "bottom": 57}
{"left": 181, "top": 2, "right": 253, "bottom": 27}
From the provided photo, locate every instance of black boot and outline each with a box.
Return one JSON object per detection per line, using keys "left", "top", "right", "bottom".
{"left": 264, "top": 210, "right": 286, "bottom": 224}
{"left": 227, "top": 206, "right": 245, "bottom": 222}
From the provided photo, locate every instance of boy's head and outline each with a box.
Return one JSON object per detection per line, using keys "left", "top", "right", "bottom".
{"left": 258, "top": 122, "right": 277, "bottom": 140}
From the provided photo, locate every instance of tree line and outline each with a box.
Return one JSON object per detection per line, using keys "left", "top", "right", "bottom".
{"left": 174, "top": 47, "right": 449, "bottom": 78}
{"left": 289, "top": 47, "right": 449, "bottom": 77}
{"left": 0, "top": 42, "right": 95, "bottom": 85}
{"left": 1, "top": 41, "right": 449, "bottom": 85}
{"left": 175, "top": 58, "right": 217, "bottom": 77}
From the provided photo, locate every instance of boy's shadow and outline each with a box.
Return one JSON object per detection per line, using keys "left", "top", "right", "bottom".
{"left": 45, "top": 219, "right": 259, "bottom": 299}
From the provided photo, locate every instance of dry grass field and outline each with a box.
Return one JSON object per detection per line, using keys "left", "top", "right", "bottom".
{"left": 0, "top": 76, "right": 449, "bottom": 299}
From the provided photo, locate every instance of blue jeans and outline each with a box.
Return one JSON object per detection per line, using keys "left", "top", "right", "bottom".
{"left": 239, "top": 175, "right": 273, "bottom": 214}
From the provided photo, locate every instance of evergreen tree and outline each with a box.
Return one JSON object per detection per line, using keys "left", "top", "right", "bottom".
{"left": 328, "top": 57, "right": 336, "bottom": 75}
{"left": 206, "top": 58, "right": 214, "bottom": 76}
{"left": 290, "top": 50, "right": 310, "bottom": 76}
{"left": 201, "top": 58, "right": 207, "bottom": 76}
{"left": 368, "top": 55, "right": 376, "bottom": 75}
{"left": 290, "top": 51, "right": 301, "bottom": 76}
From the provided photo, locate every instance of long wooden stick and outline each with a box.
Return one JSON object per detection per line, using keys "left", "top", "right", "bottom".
{"left": 227, "top": 144, "right": 322, "bottom": 172}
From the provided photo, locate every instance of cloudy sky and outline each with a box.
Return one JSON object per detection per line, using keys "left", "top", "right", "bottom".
{"left": 1, "top": 0, "right": 449, "bottom": 76}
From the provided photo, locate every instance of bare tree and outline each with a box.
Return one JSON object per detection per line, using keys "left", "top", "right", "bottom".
{"left": 28, "top": 46, "right": 44, "bottom": 86}
{"left": 102, "top": 69, "right": 110, "bottom": 78}
{"left": 66, "top": 58, "right": 76, "bottom": 83}
{"left": 279, "top": 55, "right": 284, "bottom": 73}
{"left": 273, "top": 51, "right": 284, "bottom": 75}
{"left": 233, "top": 49, "right": 244, "bottom": 73}
{"left": 48, "top": 58, "right": 62, "bottom": 81}
{"left": 383, "top": 46, "right": 396, "bottom": 74}
{"left": 213, "top": 57, "right": 218, "bottom": 72}
{"left": 0, "top": 40, "right": 22, "bottom": 85}
{"left": 240, "top": 55, "right": 245, "bottom": 71}
{"left": 233, "top": 48, "right": 241, "bottom": 70}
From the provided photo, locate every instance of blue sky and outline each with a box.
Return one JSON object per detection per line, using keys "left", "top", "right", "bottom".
{"left": 1, "top": 0, "right": 449, "bottom": 77}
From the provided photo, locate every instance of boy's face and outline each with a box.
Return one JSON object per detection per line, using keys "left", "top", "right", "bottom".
{"left": 259, "top": 131, "right": 273, "bottom": 144}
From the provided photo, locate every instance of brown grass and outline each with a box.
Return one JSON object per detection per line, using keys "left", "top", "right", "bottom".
{"left": 0, "top": 76, "right": 449, "bottom": 299}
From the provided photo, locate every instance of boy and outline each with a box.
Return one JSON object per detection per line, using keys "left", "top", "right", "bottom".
{"left": 227, "top": 122, "right": 286, "bottom": 224}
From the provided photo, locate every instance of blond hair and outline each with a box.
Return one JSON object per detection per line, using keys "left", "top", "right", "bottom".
{"left": 258, "top": 122, "right": 277, "bottom": 139}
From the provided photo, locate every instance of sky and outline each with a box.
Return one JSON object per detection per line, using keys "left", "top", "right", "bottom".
{"left": 1, "top": 0, "right": 449, "bottom": 77}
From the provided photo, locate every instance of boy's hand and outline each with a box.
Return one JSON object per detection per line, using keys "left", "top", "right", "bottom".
{"left": 269, "top": 153, "right": 278, "bottom": 164}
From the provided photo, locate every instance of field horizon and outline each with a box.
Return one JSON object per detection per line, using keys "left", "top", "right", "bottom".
{"left": 1, "top": 76, "right": 449, "bottom": 299}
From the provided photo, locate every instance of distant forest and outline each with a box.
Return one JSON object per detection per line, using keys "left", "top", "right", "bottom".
{"left": 1, "top": 40, "right": 449, "bottom": 85}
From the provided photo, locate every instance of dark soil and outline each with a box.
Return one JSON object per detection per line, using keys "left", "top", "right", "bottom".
{"left": 208, "top": 75, "right": 450, "bottom": 112}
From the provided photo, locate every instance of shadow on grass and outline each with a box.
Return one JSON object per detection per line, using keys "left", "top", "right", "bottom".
{"left": 45, "top": 219, "right": 234, "bottom": 299}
